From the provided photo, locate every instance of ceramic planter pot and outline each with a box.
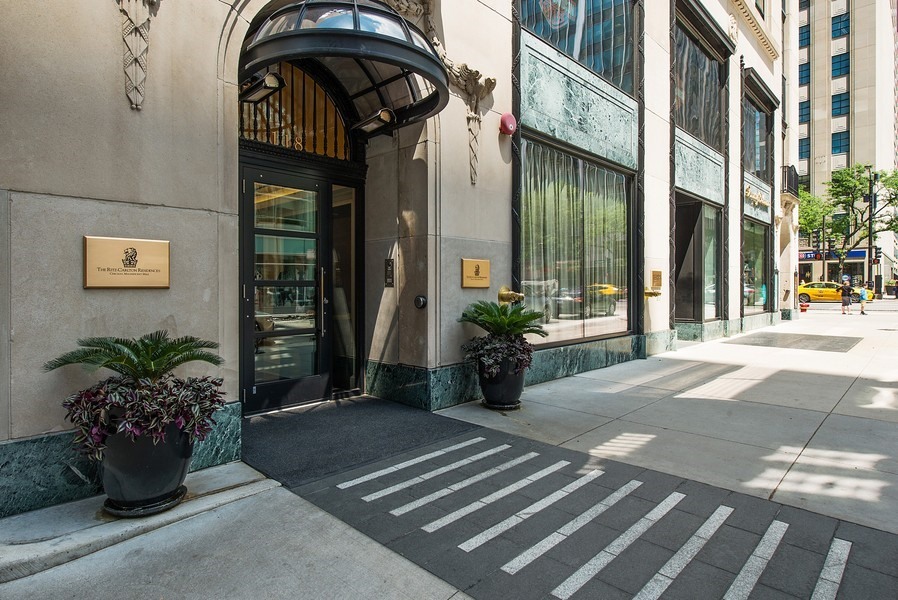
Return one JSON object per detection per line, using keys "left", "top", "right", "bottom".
{"left": 478, "top": 359, "right": 526, "bottom": 410}
{"left": 101, "top": 422, "right": 193, "bottom": 517}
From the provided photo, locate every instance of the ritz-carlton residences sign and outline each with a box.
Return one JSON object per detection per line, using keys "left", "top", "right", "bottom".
{"left": 84, "top": 236, "right": 170, "bottom": 288}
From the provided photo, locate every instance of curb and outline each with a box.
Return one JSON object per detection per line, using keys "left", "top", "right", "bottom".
{"left": 0, "top": 478, "right": 281, "bottom": 583}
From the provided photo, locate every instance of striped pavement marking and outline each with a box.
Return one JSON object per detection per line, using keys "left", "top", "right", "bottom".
{"left": 810, "top": 538, "right": 852, "bottom": 600}
{"left": 723, "top": 519, "right": 789, "bottom": 600}
{"left": 501, "top": 479, "right": 644, "bottom": 575}
{"left": 389, "top": 452, "right": 540, "bottom": 516}
{"left": 422, "top": 460, "right": 571, "bottom": 533}
{"left": 551, "top": 492, "right": 686, "bottom": 600}
{"left": 459, "top": 469, "right": 605, "bottom": 552}
{"left": 633, "top": 505, "right": 735, "bottom": 600}
{"left": 336, "top": 437, "right": 486, "bottom": 489}
{"left": 361, "top": 444, "right": 511, "bottom": 502}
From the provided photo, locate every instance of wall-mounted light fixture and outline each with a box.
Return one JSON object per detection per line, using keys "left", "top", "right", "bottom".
{"left": 353, "top": 108, "right": 395, "bottom": 134}
{"left": 239, "top": 73, "right": 286, "bottom": 104}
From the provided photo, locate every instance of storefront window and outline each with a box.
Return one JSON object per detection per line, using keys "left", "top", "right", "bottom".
{"left": 675, "top": 200, "right": 720, "bottom": 322}
{"left": 702, "top": 205, "right": 720, "bottom": 320}
{"left": 520, "top": 0, "right": 635, "bottom": 94}
{"left": 743, "top": 220, "right": 768, "bottom": 315}
{"left": 673, "top": 25, "right": 723, "bottom": 151}
{"left": 743, "top": 98, "right": 771, "bottom": 182}
{"left": 521, "top": 139, "right": 629, "bottom": 344}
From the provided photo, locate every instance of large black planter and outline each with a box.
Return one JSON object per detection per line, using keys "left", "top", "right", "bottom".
{"left": 101, "top": 423, "right": 193, "bottom": 517}
{"left": 478, "top": 360, "right": 526, "bottom": 410}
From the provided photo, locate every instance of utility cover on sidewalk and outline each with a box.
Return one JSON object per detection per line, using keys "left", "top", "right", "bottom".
{"left": 724, "top": 332, "right": 862, "bottom": 353}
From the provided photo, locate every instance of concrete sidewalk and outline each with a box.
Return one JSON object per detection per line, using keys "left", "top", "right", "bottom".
{"left": 440, "top": 309, "right": 898, "bottom": 536}
{"left": 0, "top": 462, "right": 470, "bottom": 599}
{"left": 2, "top": 308, "right": 896, "bottom": 598}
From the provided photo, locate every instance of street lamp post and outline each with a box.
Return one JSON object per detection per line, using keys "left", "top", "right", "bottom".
{"left": 865, "top": 166, "right": 880, "bottom": 286}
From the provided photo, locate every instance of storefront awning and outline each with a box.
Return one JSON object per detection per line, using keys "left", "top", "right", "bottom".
{"left": 240, "top": 0, "right": 450, "bottom": 136}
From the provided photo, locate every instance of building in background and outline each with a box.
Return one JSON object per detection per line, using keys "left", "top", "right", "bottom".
{"left": 0, "top": 0, "right": 795, "bottom": 518}
{"left": 796, "top": 0, "right": 898, "bottom": 284}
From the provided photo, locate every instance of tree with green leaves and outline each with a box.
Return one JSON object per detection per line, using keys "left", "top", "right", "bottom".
{"left": 810, "top": 164, "right": 898, "bottom": 276}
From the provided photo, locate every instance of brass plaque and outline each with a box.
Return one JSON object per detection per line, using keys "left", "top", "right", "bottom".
{"left": 461, "top": 258, "right": 490, "bottom": 288}
{"left": 84, "top": 236, "right": 170, "bottom": 288}
{"left": 651, "top": 270, "right": 663, "bottom": 288}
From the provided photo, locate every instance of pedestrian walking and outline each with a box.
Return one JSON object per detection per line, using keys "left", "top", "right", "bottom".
{"left": 840, "top": 280, "right": 853, "bottom": 314}
{"left": 859, "top": 286, "right": 869, "bottom": 314}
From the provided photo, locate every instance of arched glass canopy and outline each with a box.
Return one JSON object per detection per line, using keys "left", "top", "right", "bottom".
{"left": 241, "top": 0, "right": 450, "bottom": 137}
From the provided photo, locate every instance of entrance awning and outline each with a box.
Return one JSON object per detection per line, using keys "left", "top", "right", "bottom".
{"left": 240, "top": 0, "right": 450, "bottom": 135}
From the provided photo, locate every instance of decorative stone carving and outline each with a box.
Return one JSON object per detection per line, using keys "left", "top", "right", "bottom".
{"left": 385, "top": 0, "right": 496, "bottom": 184}
{"left": 728, "top": 14, "right": 739, "bottom": 44}
{"left": 118, "top": 0, "right": 161, "bottom": 110}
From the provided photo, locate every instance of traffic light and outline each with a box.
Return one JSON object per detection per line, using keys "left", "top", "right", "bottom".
{"left": 875, "top": 246, "right": 882, "bottom": 259}
{"left": 811, "top": 229, "right": 820, "bottom": 249}
{"left": 827, "top": 238, "right": 835, "bottom": 252}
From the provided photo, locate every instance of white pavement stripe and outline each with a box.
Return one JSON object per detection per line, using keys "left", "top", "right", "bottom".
{"left": 633, "top": 505, "right": 735, "bottom": 600}
{"left": 337, "top": 437, "right": 486, "bottom": 489}
{"left": 810, "top": 538, "right": 852, "bottom": 600}
{"left": 551, "top": 492, "right": 686, "bottom": 600}
{"left": 459, "top": 469, "right": 605, "bottom": 552}
{"left": 422, "top": 460, "right": 571, "bottom": 533}
{"left": 723, "top": 520, "right": 789, "bottom": 600}
{"left": 501, "top": 479, "right": 643, "bottom": 575}
{"left": 389, "top": 452, "right": 540, "bottom": 516}
{"left": 361, "top": 444, "right": 511, "bottom": 502}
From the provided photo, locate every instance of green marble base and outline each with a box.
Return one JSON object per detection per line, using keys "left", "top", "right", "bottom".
{"left": 365, "top": 361, "right": 480, "bottom": 411}
{"left": 366, "top": 335, "right": 645, "bottom": 411}
{"left": 675, "top": 320, "right": 726, "bottom": 342}
{"left": 645, "top": 329, "right": 677, "bottom": 355}
{"left": 0, "top": 402, "right": 242, "bottom": 519}
{"left": 742, "top": 312, "right": 778, "bottom": 333}
{"left": 781, "top": 308, "right": 798, "bottom": 321}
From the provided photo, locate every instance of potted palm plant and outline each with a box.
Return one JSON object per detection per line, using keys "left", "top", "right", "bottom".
{"left": 459, "top": 300, "right": 548, "bottom": 410}
{"left": 44, "top": 330, "right": 225, "bottom": 517}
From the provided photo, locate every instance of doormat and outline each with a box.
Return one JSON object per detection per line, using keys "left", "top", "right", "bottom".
{"left": 242, "top": 396, "right": 482, "bottom": 489}
{"left": 723, "top": 332, "right": 862, "bottom": 352}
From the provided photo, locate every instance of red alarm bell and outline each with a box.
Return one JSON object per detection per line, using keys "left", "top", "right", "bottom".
{"left": 499, "top": 113, "right": 517, "bottom": 135}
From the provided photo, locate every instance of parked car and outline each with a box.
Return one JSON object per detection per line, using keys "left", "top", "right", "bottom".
{"left": 553, "top": 284, "right": 621, "bottom": 318}
{"left": 797, "top": 281, "right": 866, "bottom": 304}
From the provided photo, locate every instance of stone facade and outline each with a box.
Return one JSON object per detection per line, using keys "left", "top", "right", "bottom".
{"left": 0, "top": 0, "right": 795, "bottom": 516}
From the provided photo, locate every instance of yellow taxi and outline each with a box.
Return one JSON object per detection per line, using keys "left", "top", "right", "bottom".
{"left": 797, "top": 281, "right": 868, "bottom": 303}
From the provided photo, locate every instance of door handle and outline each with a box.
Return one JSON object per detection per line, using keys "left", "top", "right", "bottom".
{"left": 320, "top": 267, "right": 326, "bottom": 335}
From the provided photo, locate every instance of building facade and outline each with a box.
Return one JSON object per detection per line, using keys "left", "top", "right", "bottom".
{"left": 796, "top": 0, "right": 898, "bottom": 284}
{"left": 0, "top": 0, "right": 796, "bottom": 517}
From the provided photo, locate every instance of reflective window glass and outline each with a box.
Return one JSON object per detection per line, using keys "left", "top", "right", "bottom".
{"left": 832, "top": 131, "right": 850, "bottom": 154}
{"left": 832, "top": 92, "right": 850, "bottom": 116}
{"left": 832, "top": 53, "right": 850, "bottom": 77}
{"left": 359, "top": 12, "right": 407, "bottom": 40}
{"left": 743, "top": 220, "right": 768, "bottom": 315}
{"left": 832, "top": 13, "right": 850, "bottom": 38}
{"left": 520, "top": 139, "right": 629, "bottom": 345}
{"left": 520, "top": 0, "right": 635, "bottom": 95}
{"left": 743, "top": 97, "right": 771, "bottom": 182}
{"left": 254, "top": 184, "right": 317, "bottom": 233}
{"left": 673, "top": 25, "right": 723, "bottom": 151}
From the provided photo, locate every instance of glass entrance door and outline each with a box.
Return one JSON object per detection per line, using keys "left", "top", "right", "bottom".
{"left": 242, "top": 168, "right": 331, "bottom": 413}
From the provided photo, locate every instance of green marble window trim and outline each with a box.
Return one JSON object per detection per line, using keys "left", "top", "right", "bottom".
{"left": 0, "top": 402, "right": 241, "bottom": 518}
{"left": 674, "top": 127, "right": 724, "bottom": 205}
{"left": 520, "top": 31, "right": 638, "bottom": 169}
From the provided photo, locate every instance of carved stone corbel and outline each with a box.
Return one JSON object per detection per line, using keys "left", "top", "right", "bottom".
{"left": 118, "top": 0, "right": 161, "bottom": 110}
{"left": 385, "top": 0, "right": 496, "bottom": 184}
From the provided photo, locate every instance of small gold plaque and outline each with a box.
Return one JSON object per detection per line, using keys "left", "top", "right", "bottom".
{"left": 461, "top": 258, "right": 490, "bottom": 288}
{"left": 651, "top": 270, "right": 663, "bottom": 289}
{"left": 84, "top": 236, "right": 170, "bottom": 289}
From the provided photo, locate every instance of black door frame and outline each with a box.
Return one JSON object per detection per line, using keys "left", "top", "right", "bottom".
{"left": 239, "top": 146, "right": 366, "bottom": 415}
